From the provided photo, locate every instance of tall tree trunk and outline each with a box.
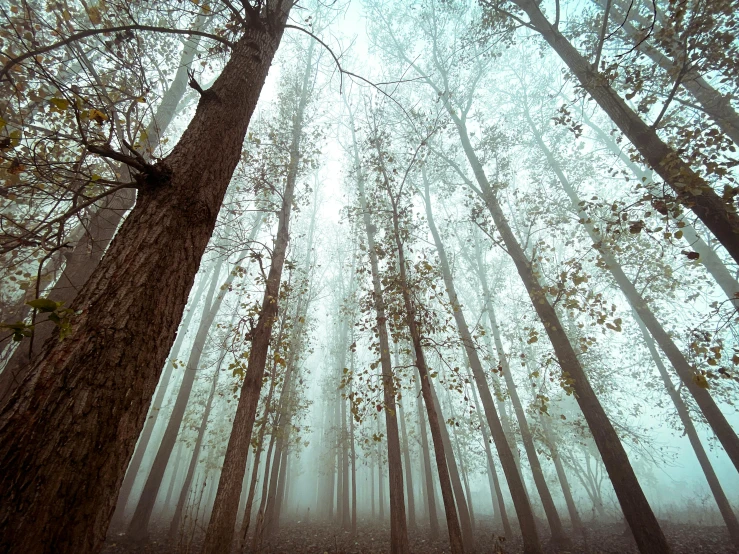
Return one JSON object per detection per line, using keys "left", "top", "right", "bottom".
{"left": 525, "top": 109, "right": 739, "bottom": 473}
{"left": 349, "top": 107, "right": 410, "bottom": 553}
{"left": 634, "top": 314, "right": 739, "bottom": 547}
{"left": 414, "top": 369, "right": 440, "bottom": 539}
{"left": 448, "top": 109, "right": 670, "bottom": 553}
{"left": 508, "top": 0, "right": 739, "bottom": 266}
{"left": 0, "top": 24, "right": 206, "bottom": 408}
{"left": 422, "top": 170, "right": 543, "bottom": 551}
{"left": 350, "top": 358, "right": 358, "bottom": 535}
{"left": 201, "top": 27, "right": 308, "bottom": 552}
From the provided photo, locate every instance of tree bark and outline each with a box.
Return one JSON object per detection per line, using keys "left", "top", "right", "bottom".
{"left": 414, "top": 370, "right": 440, "bottom": 539}
{"left": 0, "top": 11, "right": 289, "bottom": 552}
{"left": 508, "top": 0, "right": 739, "bottom": 266}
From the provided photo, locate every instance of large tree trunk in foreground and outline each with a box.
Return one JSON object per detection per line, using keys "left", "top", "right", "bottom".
{"left": 448, "top": 110, "right": 670, "bottom": 553}
{"left": 112, "top": 264, "right": 214, "bottom": 528}
{"left": 507, "top": 0, "right": 739, "bottom": 266}
{"left": 423, "top": 171, "right": 542, "bottom": 552}
{"left": 0, "top": 13, "right": 289, "bottom": 554}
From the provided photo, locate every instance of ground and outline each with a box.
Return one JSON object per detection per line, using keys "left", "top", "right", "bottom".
{"left": 102, "top": 520, "right": 736, "bottom": 553}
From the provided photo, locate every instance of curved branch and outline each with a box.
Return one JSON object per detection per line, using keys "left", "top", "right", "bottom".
{"left": 0, "top": 25, "right": 234, "bottom": 82}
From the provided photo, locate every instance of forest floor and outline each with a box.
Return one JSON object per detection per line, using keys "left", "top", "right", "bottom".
{"left": 103, "top": 520, "right": 736, "bottom": 553}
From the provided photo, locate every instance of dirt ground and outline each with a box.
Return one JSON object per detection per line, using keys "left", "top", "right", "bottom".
{"left": 102, "top": 520, "right": 737, "bottom": 553}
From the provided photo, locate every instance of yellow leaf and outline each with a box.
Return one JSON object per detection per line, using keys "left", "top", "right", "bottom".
{"left": 89, "top": 109, "right": 108, "bottom": 124}
{"left": 49, "top": 97, "right": 70, "bottom": 112}
{"left": 88, "top": 6, "right": 102, "bottom": 24}
{"left": 0, "top": 117, "right": 5, "bottom": 129}
{"left": 692, "top": 373, "right": 709, "bottom": 389}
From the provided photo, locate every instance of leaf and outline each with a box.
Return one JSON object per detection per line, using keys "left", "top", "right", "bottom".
{"left": 692, "top": 373, "right": 709, "bottom": 389}
{"left": 49, "top": 97, "right": 70, "bottom": 112}
{"left": 26, "top": 298, "right": 60, "bottom": 312}
{"left": 89, "top": 109, "right": 108, "bottom": 124}
{"left": 87, "top": 6, "right": 102, "bottom": 24}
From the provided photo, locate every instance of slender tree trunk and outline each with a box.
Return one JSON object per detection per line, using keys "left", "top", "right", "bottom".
{"left": 579, "top": 111, "right": 739, "bottom": 312}
{"left": 422, "top": 170, "right": 542, "bottom": 551}
{"left": 508, "top": 0, "right": 739, "bottom": 265}
{"left": 466, "top": 364, "right": 513, "bottom": 538}
{"left": 162, "top": 442, "right": 185, "bottom": 521}
{"left": 526, "top": 109, "right": 739, "bottom": 473}
{"left": 399, "top": 394, "right": 417, "bottom": 531}
{"left": 168, "top": 351, "right": 225, "bottom": 538}
{"left": 201, "top": 26, "right": 308, "bottom": 552}
{"left": 634, "top": 314, "right": 739, "bottom": 547}
{"left": 414, "top": 370, "right": 440, "bottom": 539}
{"left": 540, "top": 417, "right": 584, "bottom": 534}
{"left": 349, "top": 107, "right": 409, "bottom": 553}
{"left": 448, "top": 110, "right": 670, "bottom": 553}
{"left": 0, "top": 11, "right": 290, "bottom": 552}
{"left": 593, "top": 0, "right": 739, "bottom": 145}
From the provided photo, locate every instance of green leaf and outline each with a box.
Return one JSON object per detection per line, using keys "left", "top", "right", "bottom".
{"left": 26, "top": 298, "right": 60, "bottom": 312}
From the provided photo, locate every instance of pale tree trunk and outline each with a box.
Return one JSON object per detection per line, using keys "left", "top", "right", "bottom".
{"left": 465, "top": 363, "right": 513, "bottom": 538}
{"left": 634, "top": 314, "right": 739, "bottom": 547}
{"left": 111, "top": 261, "right": 214, "bottom": 528}
{"left": 593, "top": 0, "right": 739, "bottom": 145}
{"left": 447, "top": 108, "right": 669, "bottom": 552}
{"left": 0, "top": 23, "right": 206, "bottom": 407}
{"left": 540, "top": 417, "right": 584, "bottom": 533}
{"left": 422, "top": 170, "right": 543, "bottom": 551}
{"left": 349, "top": 106, "right": 409, "bottom": 553}
{"left": 201, "top": 23, "right": 308, "bottom": 551}
{"left": 0, "top": 10, "right": 290, "bottom": 551}
{"left": 507, "top": 0, "right": 739, "bottom": 265}
{"left": 525, "top": 109, "right": 739, "bottom": 473}
{"left": 443, "top": 388, "right": 476, "bottom": 530}
{"left": 399, "top": 394, "right": 417, "bottom": 531}
{"left": 414, "top": 370, "right": 440, "bottom": 539}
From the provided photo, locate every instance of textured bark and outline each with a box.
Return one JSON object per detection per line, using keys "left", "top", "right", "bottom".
{"left": 127, "top": 256, "right": 226, "bottom": 540}
{"left": 111, "top": 265, "right": 213, "bottom": 528}
{"left": 350, "top": 111, "right": 409, "bottom": 554}
{"left": 451, "top": 109, "right": 669, "bottom": 553}
{"left": 0, "top": 14, "right": 287, "bottom": 553}
{"left": 423, "top": 171, "right": 542, "bottom": 552}
{"left": 526, "top": 110, "right": 739, "bottom": 474}
{"left": 200, "top": 19, "right": 305, "bottom": 553}
{"left": 509, "top": 0, "right": 739, "bottom": 266}
{"left": 634, "top": 314, "right": 739, "bottom": 548}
